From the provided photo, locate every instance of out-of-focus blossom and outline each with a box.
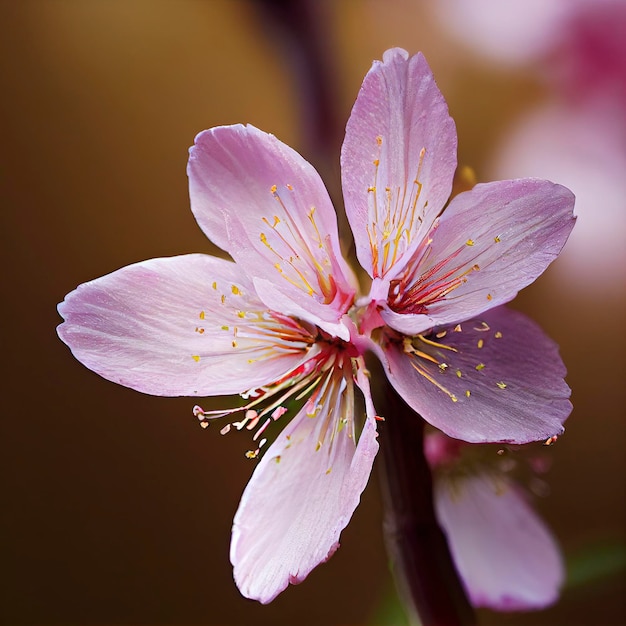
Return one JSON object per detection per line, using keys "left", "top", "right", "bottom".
{"left": 425, "top": 432, "right": 564, "bottom": 610}
{"left": 57, "top": 48, "right": 575, "bottom": 603}
{"left": 490, "top": 103, "right": 626, "bottom": 290}
{"left": 431, "top": 0, "right": 570, "bottom": 65}
{"left": 485, "top": 0, "right": 626, "bottom": 292}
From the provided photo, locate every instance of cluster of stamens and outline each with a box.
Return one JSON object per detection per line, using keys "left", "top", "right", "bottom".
{"left": 389, "top": 234, "right": 485, "bottom": 315}
{"left": 194, "top": 342, "right": 357, "bottom": 459}
{"left": 366, "top": 136, "right": 428, "bottom": 278}
{"left": 401, "top": 320, "right": 509, "bottom": 404}
{"left": 258, "top": 184, "right": 339, "bottom": 305}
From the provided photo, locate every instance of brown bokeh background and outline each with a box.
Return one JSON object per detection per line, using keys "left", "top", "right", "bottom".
{"left": 2, "top": 1, "right": 624, "bottom": 625}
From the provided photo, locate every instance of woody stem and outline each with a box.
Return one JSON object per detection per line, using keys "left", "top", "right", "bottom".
{"left": 377, "top": 384, "right": 476, "bottom": 626}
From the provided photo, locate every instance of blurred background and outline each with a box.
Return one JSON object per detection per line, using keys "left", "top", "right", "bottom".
{"left": 1, "top": 0, "right": 624, "bottom": 624}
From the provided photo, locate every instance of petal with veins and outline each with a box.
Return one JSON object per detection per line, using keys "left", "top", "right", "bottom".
{"left": 188, "top": 124, "right": 356, "bottom": 323}
{"left": 381, "top": 306, "right": 571, "bottom": 443}
{"left": 435, "top": 473, "right": 564, "bottom": 610}
{"left": 57, "top": 254, "right": 313, "bottom": 397}
{"left": 231, "top": 378, "right": 379, "bottom": 603}
{"left": 342, "top": 48, "right": 457, "bottom": 280}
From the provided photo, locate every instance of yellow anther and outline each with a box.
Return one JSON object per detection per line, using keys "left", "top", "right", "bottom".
{"left": 465, "top": 390, "right": 471, "bottom": 397}
{"left": 192, "top": 355, "right": 200, "bottom": 362}
{"left": 199, "top": 311, "right": 206, "bottom": 320}
{"left": 237, "top": 311, "right": 245, "bottom": 318}
{"left": 487, "top": 293, "right": 493, "bottom": 301}
{"left": 494, "top": 235, "right": 501, "bottom": 243}
{"left": 221, "top": 325, "right": 229, "bottom": 331}
{"left": 231, "top": 285, "right": 241, "bottom": 295}
{"left": 475, "top": 363, "right": 485, "bottom": 371}
{"left": 376, "top": 136, "right": 383, "bottom": 145}
{"left": 466, "top": 239, "right": 475, "bottom": 246}
{"left": 436, "top": 330, "right": 447, "bottom": 339}
{"left": 496, "top": 381, "right": 507, "bottom": 389}
{"left": 270, "top": 184, "right": 277, "bottom": 193}
{"left": 495, "top": 331, "right": 503, "bottom": 338}
{"left": 456, "top": 370, "right": 462, "bottom": 378}
{"left": 477, "top": 339, "right": 484, "bottom": 349}
{"left": 373, "top": 159, "right": 380, "bottom": 166}
{"left": 454, "top": 324, "right": 462, "bottom": 332}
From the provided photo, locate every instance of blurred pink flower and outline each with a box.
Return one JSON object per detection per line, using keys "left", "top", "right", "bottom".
{"left": 486, "top": 0, "right": 626, "bottom": 292}
{"left": 57, "top": 48, "right": 575, "bottom": 602}
{"left": 490, "top": 102, "right": 626, "bottom": 291}
{"left": 425, "top": 432, "right": 564, "bottom": 610}
{"left": 431, "top": 0, "right": 570, "bottom": 65}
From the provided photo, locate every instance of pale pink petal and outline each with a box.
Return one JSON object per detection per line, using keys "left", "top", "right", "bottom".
{"left": 341, "top": 48, "right": 457, "bottom": 280}
{"left": 380, "top": 306, "right": 571, "bottom": 443}
{"left": 252, "top": 277, "right": 351, "bottom": 342}
{"left": 57, "top": 254, "right": 312, "bottom": 397}
{"left": 188, "top": 124, "right": 356, "bottom": 325}
{"left": 435, "top": 473, "right": 564, "bottom": 610}
{"left": 381, "top": 179, "right": 575, "bottom": 336}
{"left": 230, "top": 388, "right": 379, "bottom": 603}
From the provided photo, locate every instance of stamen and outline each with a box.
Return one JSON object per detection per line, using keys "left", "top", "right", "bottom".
{"left": 366, "top": 138, "right": 428, "bottom": 277}
{"left": 410, "top": 359, "right": 458, "bottom": 403}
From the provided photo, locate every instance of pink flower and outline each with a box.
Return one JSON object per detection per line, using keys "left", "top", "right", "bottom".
{"left": 425, "top": 432, "right": 564, "bottom": 610}
{"left": 57, "top": 48, "right": 575, "bottom": 603}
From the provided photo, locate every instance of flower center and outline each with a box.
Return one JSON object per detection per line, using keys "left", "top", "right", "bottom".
{"left": 387, "top": 235, "right": 481, "bottom": 315}
{"left": 195, "top": 332, "right": 361, "bottom": 459}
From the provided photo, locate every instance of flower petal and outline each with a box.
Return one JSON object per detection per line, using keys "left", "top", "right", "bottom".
{"left": 188, "top": 124, "right": 356, "bottom": 327}
{"left": 57, "top": 254, "right": 313, "bottom": 396}
{"left": 382, "top": 179, "right": 576, "bottom": 336}
{"left": 341, "top": 48, "right": 457, "bottom": 280}
{"left": 381, "top": 306, "right": 571, "bottom": 443}
{"left": 435, "top": 473, "right": 564, "bottom": 610}
{"left": 230, "top": 392, "right": 379, "bottom": 603}
{"left": 252, "top": 277, "right": 351, "bottom": 342}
